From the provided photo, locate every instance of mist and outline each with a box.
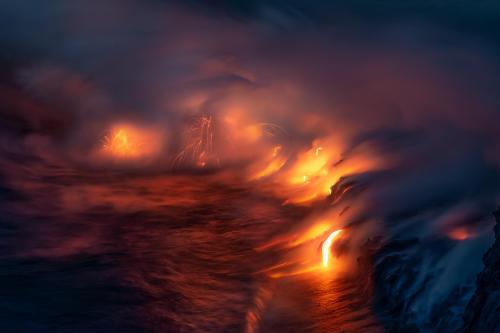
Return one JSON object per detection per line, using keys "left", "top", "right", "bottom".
{"left": 0, "top": 1, "right": 499, "bottom": 332}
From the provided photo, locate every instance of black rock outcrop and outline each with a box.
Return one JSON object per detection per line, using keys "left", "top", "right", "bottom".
{"left": 461, "top": 208, "right": 500, "bottom": 333}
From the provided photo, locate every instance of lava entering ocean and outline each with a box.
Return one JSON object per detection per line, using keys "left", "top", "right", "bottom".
{"left": 1, "top": 1, "right": 499, "bottom": 332}
{"left": 322, "top": 230, "right": 342, "bottom": 268}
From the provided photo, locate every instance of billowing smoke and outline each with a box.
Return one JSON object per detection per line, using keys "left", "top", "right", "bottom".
{"left": 1, "top": 1, "right": 499, "bottom": 331}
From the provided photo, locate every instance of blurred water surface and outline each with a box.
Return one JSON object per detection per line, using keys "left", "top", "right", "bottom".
{"left": 0, "top": 162, "right": 381, "bottom": 332}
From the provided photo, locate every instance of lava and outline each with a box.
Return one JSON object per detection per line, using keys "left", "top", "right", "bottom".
{"left": 1, "top": 1, "right": 499, "bottom": 332}
{"left": 255, "top": 224, "right": 345, "bottom": 280}
{"left": 322, "top": 229, "right": 342, "bottom": 268}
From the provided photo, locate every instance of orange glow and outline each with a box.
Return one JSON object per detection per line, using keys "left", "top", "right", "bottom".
{"left": 273, "top": 139, "right": 382, "bottom": 204}
{"left": 322, "top": 229, "right": 342, "bottom": 267}
{"left": 290, "top": 223, "right": 331, "bottom": 246}
{"left": 272, "top": 145, "right": 282, "bottom": 157}
{"left": 173, "top": 115, "right": 217, "bottom": 168}
{"left": 101, "top": 124, "right": 162, "bottom": 159}
{"left": 223, "top": 111, "right": 263, "bottom": 144}
{"left": 288, "top": 145, "right": 331, "bottom": 185}
{"left": 244, "top": 125, "right": 263, "bottom": 142}
{"left": 105, "top": 129, "right": 133, "bottom": 156}
{"left": 251, "top": 156, "right": 287, "bottom": 180}
{"left": 268, "top": 265, "right": 321, "bottom": 279}
{"left": 256, "top": 222, "right": 333, "bottom": 251}
{"left": 249, "top": 145, "right": 287, "bottom": 180}
{"left": 448, "top": 227, "right": 475, "bottom": 240}
{"left": 256, "top": 224, "right": 344, "bottom": 279}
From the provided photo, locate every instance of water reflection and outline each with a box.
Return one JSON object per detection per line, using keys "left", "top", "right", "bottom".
{"left": 0, "top": 163, "right": 381, "bottom": 332}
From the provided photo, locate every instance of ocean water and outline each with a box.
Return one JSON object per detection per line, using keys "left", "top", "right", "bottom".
{"left": 0, "top": 162, "right": 382, "bottom": 332}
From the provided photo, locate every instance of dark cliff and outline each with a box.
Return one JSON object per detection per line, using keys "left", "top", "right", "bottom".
{"left": 461, "top": 208, "right": 500, "bottom": 333}
{"left": 359, "top": 208, "right": 499, "bottom": 332}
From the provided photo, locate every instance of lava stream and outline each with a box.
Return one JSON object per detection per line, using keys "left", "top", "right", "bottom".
{"left": 322, "top": 229, "right": 342, "bottom": 268}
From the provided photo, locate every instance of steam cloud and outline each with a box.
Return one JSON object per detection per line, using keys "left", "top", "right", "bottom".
{"left": 1, "top": 1, "right": 499, "bottom": 331}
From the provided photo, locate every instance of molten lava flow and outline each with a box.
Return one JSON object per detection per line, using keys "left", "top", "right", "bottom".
{"left": 256, "top": 225, "right": 345, "bottom": 279}
{"left": 322, "top": 229, "right": 342, "bottom": 268}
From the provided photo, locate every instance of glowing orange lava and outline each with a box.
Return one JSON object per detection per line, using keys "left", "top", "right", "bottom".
{"left": 256, "top": 225, "right": 344, "bottom": 279}
{"left": 322, "top": 229, "right": 342, "bottom": 267}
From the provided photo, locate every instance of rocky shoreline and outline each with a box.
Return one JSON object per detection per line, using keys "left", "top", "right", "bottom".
{"left": 461, "top": 208, "right": 500, "bottom": 333}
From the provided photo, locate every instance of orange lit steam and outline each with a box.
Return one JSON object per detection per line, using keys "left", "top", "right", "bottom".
{"left": 249, "top": 145, "right": 288, "bottom": 180}
{"left": 101, "top": 124, "right": 163, "bottom": 160}
{"left": 277, "top": 139, "right": 381, "bottom": 204}
{"left": 103, "top": 129, "right": 136, "bottom": 157}
{"left": 173, "top": 115, "right": 217, "bottom": 168}
{"left": 448, "top": 227, "right": 476, "bottom": 241}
